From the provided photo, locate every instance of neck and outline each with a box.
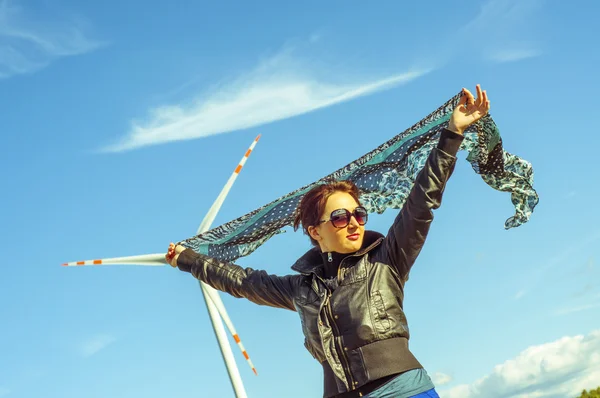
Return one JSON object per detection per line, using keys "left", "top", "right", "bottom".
{"left": 320, "top": 250, "right": 348, "bottom": 279}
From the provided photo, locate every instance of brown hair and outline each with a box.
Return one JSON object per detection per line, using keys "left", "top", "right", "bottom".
{"left": 293, "top": 180, "right": 362, "bottom": 246}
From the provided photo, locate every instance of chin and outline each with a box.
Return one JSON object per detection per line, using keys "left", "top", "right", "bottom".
{"left": 345, "top": 240, "right": 363, "bottom": 253}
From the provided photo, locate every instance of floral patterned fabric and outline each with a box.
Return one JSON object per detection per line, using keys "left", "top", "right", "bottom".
{"left": 179, "top": 92, "right": 539, "bottom": 262}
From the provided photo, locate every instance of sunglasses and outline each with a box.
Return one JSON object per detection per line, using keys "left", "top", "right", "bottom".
{"left": 318, "top": 206, "right": 369, "bottom": 229}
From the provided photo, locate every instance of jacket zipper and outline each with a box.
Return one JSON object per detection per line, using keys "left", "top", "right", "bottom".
{"left": 294, "top": 240, "right": 386, "bottom": 391}
{"left": 314, "top": 273, "right": 355, "bottom": 389}
{"left": 325, "top": 292, "right": 355, "bottom": 388}
{"left": 336, "top": 258, "right": 354, "bottom": 387}
{"left": 313, "top": 255, "right": 363, "bottom": 390}
{"left": 323, "top": 257, "right": 355, "bottom": 389}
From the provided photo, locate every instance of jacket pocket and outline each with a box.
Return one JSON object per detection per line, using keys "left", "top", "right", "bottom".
{"left": 371, "top": 290, "right": 391, "bottom": 335}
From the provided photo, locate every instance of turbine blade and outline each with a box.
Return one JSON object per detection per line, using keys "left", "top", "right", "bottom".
{"left": 195, "top": 134, "right": 261, "bottom": 376}
{"left": 202, "top": 284, "right": 258, "bottom": 375}
{"left": 197, "top": 134, "right": 260, "bottom": 234}
{"left": 62, "top": 253, "right": 167, "bottom": 267}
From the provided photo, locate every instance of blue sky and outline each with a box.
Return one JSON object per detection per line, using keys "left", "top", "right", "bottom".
{"left": 1, "top": 0, "right": 599, "bottom": 397}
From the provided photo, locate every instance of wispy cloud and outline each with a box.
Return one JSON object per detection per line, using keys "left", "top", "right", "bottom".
{"left": 555, "top": 291, "right": 600, "bottom": 316}
{"left": 514, "top": 289, "right": 526, "bottom": 300}
{"left": 571, "top": 283, "right": 597, "bottom": 299}
{"left": 440, "top": 329, "right": 600, "bottom": 398}
{"left": 432, "top": 372, "right": 453, "bottom": 386}
{"left": 0, "top": 0, "right": 104, "bottom": 78}
{"left": 554, "top": 301, "right": 600, "bottom": 316}
{"left": 546, "top": 235, "right": 598, "bottom": 270}
{"left": 104, "top": 0, "right": 545, "bottom": 152}
{"left": 460, "top": 0, "right": 544, "bottom": 64}
{"left": 488, "top": 48, "right": 542, "bottom": 63}
{"left": 0, "top": 387, "right": 10, "bottom": 397}
{"left": 103, "top": 47, "right": 432, "bottom": 152}
{"left": 79, "top": 334, "right": 116, "bottom": 357}
{"left": 522, "top": 231, "right": 600, "bottom": 293}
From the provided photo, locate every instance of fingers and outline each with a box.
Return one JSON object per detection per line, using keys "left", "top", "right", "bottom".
{"left": 166, "top": 242, "right": 177, "bottom": 267}
{"left": 457, "top": 88, "right": 470, "bottom": 113}
{"left": 464, "top": 88, "right": 475, "bottom": 106}
{"left": 465, "top": 84, "right": 490, "bottom": 113}
{"left": 458, "top": 88, "right": 467, "bottom": 106}
{"left": 483, "top": 90, "right": 490, "bottom": 112}
{"left": 475, "top": 84, "right": 483, "bottom": 107}
{"left": 165, "top": 242, "right": 186, "bottom": 268}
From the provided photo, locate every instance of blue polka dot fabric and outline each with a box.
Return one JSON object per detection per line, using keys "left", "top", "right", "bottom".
{"left": 180, "top": 92, "right": 539, "bottom": 262}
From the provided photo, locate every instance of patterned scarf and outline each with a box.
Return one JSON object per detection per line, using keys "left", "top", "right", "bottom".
{"left": 179, "top": 92, "right": 539, "bottom": 262}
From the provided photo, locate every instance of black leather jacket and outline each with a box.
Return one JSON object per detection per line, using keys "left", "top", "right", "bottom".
{"left": 177, "top": 129, "right": 463, "bottom": 397}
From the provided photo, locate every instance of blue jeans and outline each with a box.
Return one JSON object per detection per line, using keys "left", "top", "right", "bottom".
{"left": 410, "top": 390, "right": 439, "bottom": 398}
{"left": 365, "top": 386, "right": 439, "bottom": 398}
{"left": 362, "top": 369, "right": 439, "bottom": 398}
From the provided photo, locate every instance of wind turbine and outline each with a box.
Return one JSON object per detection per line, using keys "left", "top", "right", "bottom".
{"left": 63, "top": 135, "right": 262, "bottom": 397}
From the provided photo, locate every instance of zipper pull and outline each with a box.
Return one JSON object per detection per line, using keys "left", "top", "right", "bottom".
{"left": 328, "top": 252, "right": 333, "bottom": 262}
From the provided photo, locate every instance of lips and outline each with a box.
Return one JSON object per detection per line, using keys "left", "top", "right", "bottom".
{"left": 347, "top": 233, "right": 360, "bottom": 241}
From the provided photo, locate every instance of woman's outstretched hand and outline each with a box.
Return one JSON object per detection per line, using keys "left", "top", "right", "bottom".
{"left": 165, "top": 243, "right": 186, "bottom": 268}
{"left": 448, "top": 84, "right": 491, "bottom": 135}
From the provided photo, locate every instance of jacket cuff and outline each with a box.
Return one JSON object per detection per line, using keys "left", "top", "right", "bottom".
{"left": 437, "top": 128, "right": 464, "bottom": 157}
{"left": 177, "top": 248, "right": 197, "bottom": 273}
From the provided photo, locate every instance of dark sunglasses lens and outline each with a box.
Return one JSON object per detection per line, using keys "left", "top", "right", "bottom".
{"left": 331, "top": 209, "right": 351, "bottom": 228}
{"left": 354, "top": 208, "right": 368, "bottom": 225}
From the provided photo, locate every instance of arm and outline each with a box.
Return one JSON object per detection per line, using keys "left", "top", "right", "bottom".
{"left": 383, "top": 128, "right": 463, "bottom": 278}
{"left": 383, "top": 85, "right": 490, "bottom": 279}
{"left": 175, "top": 248, "right": 298, "bottom": 311}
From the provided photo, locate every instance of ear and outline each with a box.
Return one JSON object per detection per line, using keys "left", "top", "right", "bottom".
{"left": 307, "top": 225, "right": 321, "bottom": 242}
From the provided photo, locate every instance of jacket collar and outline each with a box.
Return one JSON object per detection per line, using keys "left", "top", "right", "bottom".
{"left": 291, "top": 230, "right": 385, "bottom": 276}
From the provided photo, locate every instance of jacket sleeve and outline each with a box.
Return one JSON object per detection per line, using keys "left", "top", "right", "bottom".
{"left": 383, "top": 128, "right": 464, "bottom": 279}
{"left": 176, "top": 248, "right": 298, "bottom": 311}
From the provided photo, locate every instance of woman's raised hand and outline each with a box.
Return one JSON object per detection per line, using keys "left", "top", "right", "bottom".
{"left": 448, "top": 84, "right": 491, "bottom": 135}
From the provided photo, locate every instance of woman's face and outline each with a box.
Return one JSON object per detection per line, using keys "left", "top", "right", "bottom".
{"left": 308, "top": 191, "right": 365, "bottom": 254}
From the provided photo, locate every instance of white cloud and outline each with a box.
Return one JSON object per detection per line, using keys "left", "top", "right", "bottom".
{"left": 554, "top": 301, "right": 600, "bottom": 316}
{"left": 439, "top": 329, "right": 600, "bottom": 398}
{"left": 103, "top": 48, "right": 431, "bottom": 152}
{"left": 461, "top": 0, "right": 543, "bottom": 63}
{"left": 0, "top": 387, "right": 10, "bottom": 397}
{"left": 520, "top": 231, "right": 600, "bottom": 295}
{"left": 550, "top": 233, "right": 600, "bottom": 271}
{"left": 514, "top": 290, "right": 527, "bottom": 300}
{"left": 555, "top": 293, "right": 600, "bottom": 316}
{"left": 0, "top": 0, "right": 104, "bottom": 78}
{"left": 432, "top": 372, "right": 453, "bottom": 386}
{"left": 571, "top": 283, "right": 597, "bottom": 299}
{"left": 488, "top": 48, "right": 542, "bottom": 63}
{"left": 102, "top": 0, "right": 550, "bottom": 153}
{"left": 79, "top": 334, "right": 116, "bottom": 357}
{"left": 309, "top": 33, "right": 321, "bottom": 43}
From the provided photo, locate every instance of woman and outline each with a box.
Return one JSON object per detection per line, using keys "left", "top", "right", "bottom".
{"left": 166, "top": 85, "right": 490, "bottom": 397}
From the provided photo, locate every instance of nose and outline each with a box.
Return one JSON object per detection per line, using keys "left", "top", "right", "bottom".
{"left": 348, "top": 214, "right": 361, "bottom": 228}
